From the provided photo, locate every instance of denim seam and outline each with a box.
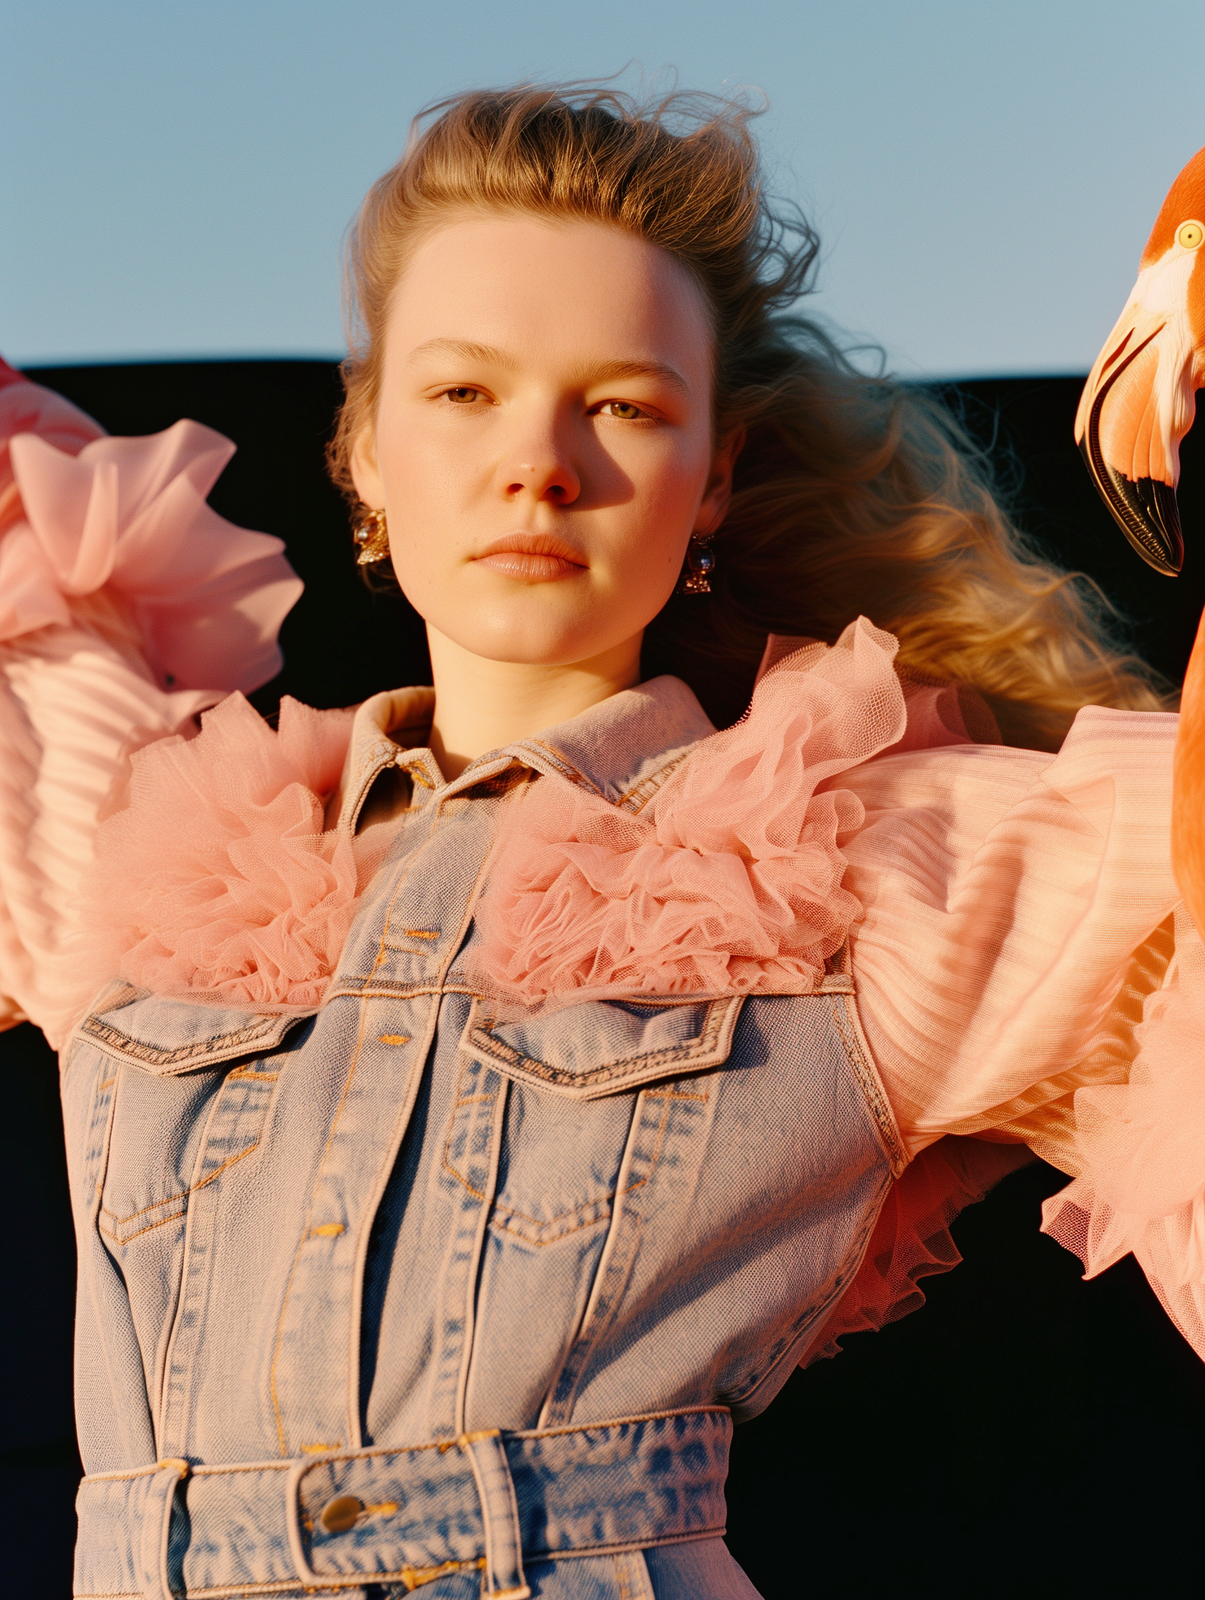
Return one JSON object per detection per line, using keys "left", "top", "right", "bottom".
{"left": 496, "top": 1186, "right": 622, "bottom": 1228}
{"left": 535, "top": 1087, "right": 672, "bottom": 1426}
{"left": 515, "top": 740, "right": 602, "bottom": 794}
{"left": 98, "top": 1122, "right": 267, "bottom": 1224}
{"left": 453, "top": 1081, "right": 509, "bottom": 1436}
{"left": 327, "top": 980, "right": 484, "bottom": 1002}
{"left": 96, "top": 1064, "right": 282, "bottom": 1236}
{"left": 512, "top": 1403, "right": 729, "bottom": 1440}
{"left": 616, "top": 749, "right": 694, "bottom": 815}
{"left": 82, "top": 1534, "right": 727, "bottom": 1598}
{"left": 488, "top": 1083, "right": 683, "bottom": 1242}
{"left": 98, "top": 1141, "right": 262, "bottom": 1245}
{"left": 82, "top": 1064, "right": 122, "bottom": 1426}
{"left": 489, "top": 1194, "right": 615, "bottom": 1246}
{"left": 721, "top": 1166, "right": 894, "bottom": 1409}
{"left": 77, "top": 1011, "right": 289, "bottom": 1068}
{"left": 829, "top": 994, "right": 907, "bottom": 1176}
{"left": 99, "top": 1208, "right": 185, "bottom": 1246}
{"left": 268, "top": 993, "right": 378, "bottom": 1458}
{"left": 81, "top": 1458, "right": 292, "bottom": 1482}
{"left": 484, "top": 1079, "right": 703, "bottom": 1242}
{"left": 342, "top": 748, "right": 403, "bottom": 835}
{"left": 61, "top": 1401, "right": 715, "bottom": 1470}
{"left": 442, "top": 1112, "right": 498, "bottom": 1202}
{"left": 155, "top": 1046, "right": 287, "bottom": 1457}
{"left": 91, "top": 1538, "right": 728, "bottom": 1598}
{"left": 623, "top": 1092, "right": 676, "bottom": 1202}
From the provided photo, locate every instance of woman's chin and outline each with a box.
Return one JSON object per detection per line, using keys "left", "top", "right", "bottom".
{"left": 427, "top": 612, "right": 640, "bottom": 674}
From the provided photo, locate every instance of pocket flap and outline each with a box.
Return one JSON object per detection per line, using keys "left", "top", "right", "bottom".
{"left": 460, "top": 993, "right": 744, "bottom": 1100}
{"left": 73, "top": 981, "right": 313, "bottom": 1076}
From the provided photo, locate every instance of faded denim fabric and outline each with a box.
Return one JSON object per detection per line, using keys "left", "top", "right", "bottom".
{"left": 62, "top": 676, "right": 905, "bottom": 1599}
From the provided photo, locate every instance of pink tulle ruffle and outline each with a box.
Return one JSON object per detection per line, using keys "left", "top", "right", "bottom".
{"left": 2, "top": 408, "right": 301, "bottom": 693}
{"left": 803, "top": 1135, "right": 1034, "bottom": 1363}
{"left": 1041, "top": 911, "right": 1205, "bottom": 1335}
{"left": 473, "top": 618, "right": 913, "bottom": 1003}
{"left": 80, "top": 692, "right": 363, "bottom": 1010}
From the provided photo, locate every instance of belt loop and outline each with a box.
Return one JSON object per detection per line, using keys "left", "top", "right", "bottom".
{"left": 458, "top": 1429, "right": 530, "bottom": 1600}
{"left": 137, "top": 1458, "right": 189, "bottom": 1600}
{"left": 284, "top": 1451, "right": 327, "bottom": 1591}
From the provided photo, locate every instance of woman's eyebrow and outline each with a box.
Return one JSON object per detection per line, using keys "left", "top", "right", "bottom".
{"left": 578, "top": 358, "right": 688, "bottom": 394}
{"left": 407, "top": 339, "right": 688, "bottom": 393}
{"left": 408, "top": 337, "right": 517, "bottom": 368}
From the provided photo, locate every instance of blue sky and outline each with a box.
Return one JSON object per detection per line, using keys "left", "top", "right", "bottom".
{"left": 3, "top": 0, "right": 1204, "bottom": 376}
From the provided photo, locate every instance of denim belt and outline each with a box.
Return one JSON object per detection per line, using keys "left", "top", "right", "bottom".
{"left": 74, "top": 1406, "right": 732, "bottom": 1600}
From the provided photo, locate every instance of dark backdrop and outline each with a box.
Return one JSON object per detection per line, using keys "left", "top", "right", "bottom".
{"left": 6, "top": 361, "right": 1205, "bottom": 1597}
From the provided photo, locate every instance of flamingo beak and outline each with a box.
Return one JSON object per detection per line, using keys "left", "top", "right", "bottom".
{"left": 1076, "top": 320, "right": 1184, "bottom": 576}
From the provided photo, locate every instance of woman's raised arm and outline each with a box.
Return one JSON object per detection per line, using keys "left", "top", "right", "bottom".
{"left": 0, "top": 360, "right": 301, "bottom": 1045}
{"left": 836, "top": 701, "right": 1205, "bottom": 1358}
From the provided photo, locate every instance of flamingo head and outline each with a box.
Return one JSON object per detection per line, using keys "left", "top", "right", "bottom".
{"left": 1075, "top": 145, "right": 1205, "bottom": 574}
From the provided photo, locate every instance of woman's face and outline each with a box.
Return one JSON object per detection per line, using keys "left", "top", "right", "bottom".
{"left": 351, "top": 212, "right": 735, "bottom": 669}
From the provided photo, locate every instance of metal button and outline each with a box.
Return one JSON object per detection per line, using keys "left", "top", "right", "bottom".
{"left": 319, "top": 1494, "right": 364, "bottom": 1534}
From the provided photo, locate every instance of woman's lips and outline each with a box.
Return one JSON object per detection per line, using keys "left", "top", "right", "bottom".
{"left": 472, "top": 537, "right": 587, "bottom": 582}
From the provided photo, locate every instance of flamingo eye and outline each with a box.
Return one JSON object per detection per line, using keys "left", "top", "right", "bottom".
{"left": 1176, "top": 221, "right": 1203, "bottom": 250}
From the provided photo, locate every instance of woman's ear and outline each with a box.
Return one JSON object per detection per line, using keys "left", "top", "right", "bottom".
{"left": 349, "top": 426, "right": 385, "bottom": 508}
{"left": 694, "top": 426, "right": 746, "bottom": 535}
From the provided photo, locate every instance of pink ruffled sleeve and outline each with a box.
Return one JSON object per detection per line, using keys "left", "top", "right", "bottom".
{"left": 466, "top": 613, "right": 1203, "bottom": 1357}
{"left": 835, "top": 704, "right": 1205, "bottom": 1357}
{"left": 0, "top": 359, "right": 302, "bottom": 1045}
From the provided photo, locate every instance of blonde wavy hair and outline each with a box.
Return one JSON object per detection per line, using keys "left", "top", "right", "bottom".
{"left": 330, "top": 82, "right": 1169, "bottom": 749}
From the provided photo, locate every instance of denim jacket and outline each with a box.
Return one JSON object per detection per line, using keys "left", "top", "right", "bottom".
{"left": 63, "top": 674, "right": 906, "bottom": 1600}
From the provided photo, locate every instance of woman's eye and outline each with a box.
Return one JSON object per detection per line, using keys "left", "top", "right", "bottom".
{"left": 444, "top": 386, "right": 482, "bottom": 404}
{"left": 599, "top": 401, "right": 647, "bottom": 420}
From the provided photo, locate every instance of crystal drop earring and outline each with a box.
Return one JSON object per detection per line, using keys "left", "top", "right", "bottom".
{"left": 352, "top": 506, "right": 390, "bottom": 565}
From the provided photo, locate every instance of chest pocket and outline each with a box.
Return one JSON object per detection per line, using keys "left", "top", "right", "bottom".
{"left": 459, "top": 993, "right": 744, "bottom": 1099}
{"left": 455, "top": 994, "right": 742, "bottom": 1247}
{"left": 74, "top": 984, "right": 313, "bottom": 1250}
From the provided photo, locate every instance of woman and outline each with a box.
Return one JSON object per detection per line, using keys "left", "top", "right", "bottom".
{"left": 1, "top": 85, "right": 1200, "bottom": 1600}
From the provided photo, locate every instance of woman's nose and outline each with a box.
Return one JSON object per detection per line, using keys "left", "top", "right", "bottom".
{"left": 500, "top": 421, "right": 581, "bottom": 506}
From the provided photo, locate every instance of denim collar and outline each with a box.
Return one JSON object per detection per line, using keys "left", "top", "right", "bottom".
{"left": 335, "top": 675, "right": 715, "bottom": 831}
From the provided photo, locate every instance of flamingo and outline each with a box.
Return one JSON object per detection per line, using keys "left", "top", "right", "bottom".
{"left": 1076, "top": 146, "right": 1205, "bottom": 938}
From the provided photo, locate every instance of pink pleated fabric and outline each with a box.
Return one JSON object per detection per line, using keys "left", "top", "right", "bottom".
{"left": 835, "top": 700, "right": 1205, "bottom": 1356}
{"left": 837, "top": 706, "right": 1182, "bottom": 1144}
{"left": 77, "top": 692, "right": 373, "bottom": 1013}
{"left": 0, "top": 365, "right": 302, "bottom": 1042}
